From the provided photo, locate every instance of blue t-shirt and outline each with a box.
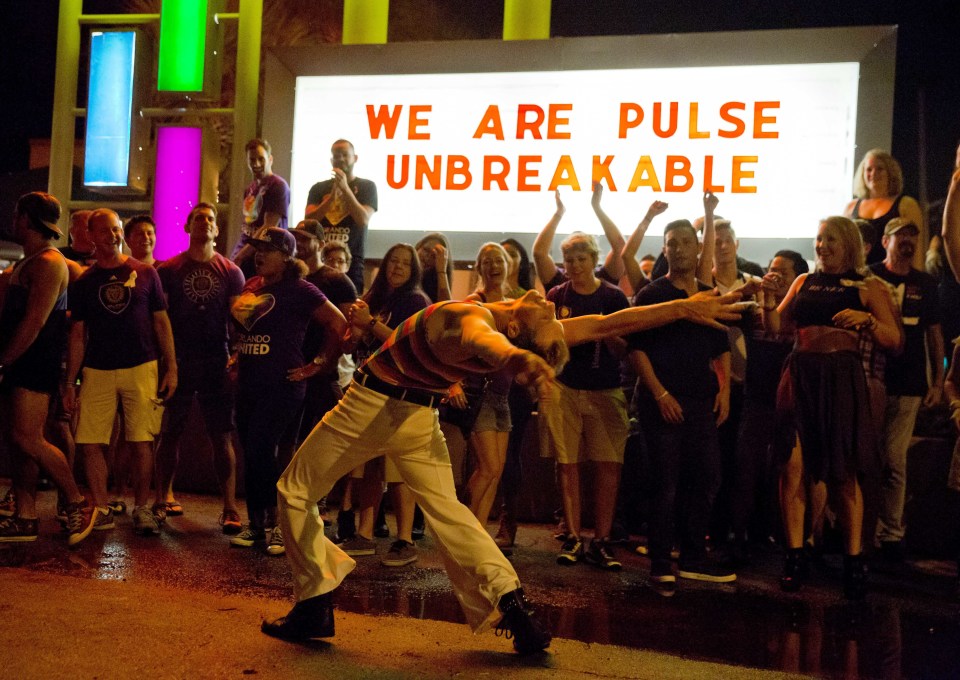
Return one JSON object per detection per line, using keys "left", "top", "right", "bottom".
{"left": 158, "top": 252, "right": 245, "bottom": 365}
{"left": 69, "top": 258, "right": 167, "bottom": 370}
{"left": 547, "top": 279, "right": 628, "bottom": 390}
{"left": 231, "top": 276, "right": 327, "bottom": 390}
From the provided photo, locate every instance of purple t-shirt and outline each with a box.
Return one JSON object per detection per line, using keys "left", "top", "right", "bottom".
{"left": 547, "top": 280, "right": 628, "bottom": 390}
{"left": 158, "top": 252, "right": 245, "bottom": 365}
{"left": 69, "top": 258, "right": 167, "bottom": 370}
{"left": 231, "top": 276, "right": 327, "bottom": 389}
{"left": 242, "top": 173, "right": 290, "bottom": 235}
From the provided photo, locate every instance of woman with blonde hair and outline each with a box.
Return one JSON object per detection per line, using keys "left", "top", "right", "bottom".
{"left": 761, "top": 216, "right": 902, "bottom": 598}
{"left": 845, "top": 149, "right": 924, "bottom": 266}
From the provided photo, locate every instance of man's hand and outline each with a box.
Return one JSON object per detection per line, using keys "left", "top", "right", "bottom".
{"left": 683, "top": 290, "right": 744, "bottom": 330}
{"left": 645, "top": 201, "right": 668, "bottom": 221}
{"left": 332, "top": 168, "right": 350, "bottom": 197}
{"left": 349, "top": 299, "right": 372, "bottom": 327}
{"left": 924, "top": 383, "right": 943, "bottom": 408}
{"left": 158, "top": 370, "right": 178, "bottom": 402}
{"left": 62, "top": 383, "right": 77, "bottom": 415}
{"left": 761, "top": 271, "right": 786, "bottom": 301}
{"left": 657, "top": 393, "right": 684, "bottom": 424}
{"left": 703, "top": 191, "right": 719, "bottom": 215}
{"left": 714, "top": 388, "right": 730, "bottom": 426}
{"left": 508, "top": 351, "right": 556, "bottom": 402}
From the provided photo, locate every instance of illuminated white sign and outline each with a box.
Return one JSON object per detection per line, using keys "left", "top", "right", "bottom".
{"left": 291, "top": 63, "right": 859, "bottom": 239}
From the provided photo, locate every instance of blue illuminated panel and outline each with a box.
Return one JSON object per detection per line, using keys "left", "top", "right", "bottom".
{"left": 84, "top": 31, "right": 136, "bottom": 187}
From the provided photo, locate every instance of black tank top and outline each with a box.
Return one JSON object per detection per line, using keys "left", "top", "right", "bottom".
{"left": 0, "top": 248, "right": 68, "bottom": 364}
{"left": 793, "top": 271, "right": 867, "bottom": 329}
{"left": 852, "top": 195, "right": 904, "bottom": 265}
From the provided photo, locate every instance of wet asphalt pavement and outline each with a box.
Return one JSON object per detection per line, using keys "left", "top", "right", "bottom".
{"left": 3, "top": 489, "right": 960, "bottom": 679}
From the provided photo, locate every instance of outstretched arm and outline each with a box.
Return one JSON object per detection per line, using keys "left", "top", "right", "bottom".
{"left": 696, "top": 191, "right": 719, "bottom": 283}
{"left": 591, "top": 181, "right": 625, "bottom": 282}
{"left": 559, "top": 290, "right": 744, "bottom": 347}
{"left": 533, "top": 190, "right": 564, "bottom": 287}
{"left": 622, "top": 201, "right": 668, "bottom": 293}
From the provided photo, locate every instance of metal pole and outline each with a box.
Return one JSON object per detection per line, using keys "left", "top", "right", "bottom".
{"left": 226, "top": 0, "right": 263, "bottom": 250}
{"left": 49, "top": 0, "right": 83, "bottom": 234}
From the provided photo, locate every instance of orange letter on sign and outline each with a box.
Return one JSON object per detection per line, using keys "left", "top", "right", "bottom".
{"left": 753, "top": 102, "right": 779, "bottom": 139}
{"left": 548, "top": 155, "right": 580, "bottom": 191}
{"left": 619, "top": 103, "right": 644, "bottom": 139}
{"left": 732, "top": 156, "right": 758, "bottom": 193}
{"left": 517, "top": 105, "right": 545, "bottom": 140}
{"left": 653, "top": 102, "right": 678, "bottom": 139}
{"left": 688, "top": 103, "right": 709, "bottom": 139}
{"left": 473, "top": 105, "right": 505, "bottom": 140}
{"left": 628, "top": 156, "right": 661, "bottom": 192}
{"left": 592, "top": 156, "right": 617, "bottom": 192}
{"left": 665, "top": 156, "right": 693, "bottom": 192}
{"left": 408, "top": 105, "right": 432, "bottom": 140}
{"left": 446, "top": 155, "right": 472, "bottom": 190}
{"left": 517, "top": 155, "right": 542, "bottom": 191}
{"left": 718, "top": 102, "right": 746, "bottom": 139}
{"left": 386, "top": 155, "right": 409, "bottom": 189}
{"left": 415, "top": 155, "right": 442, "bottom": 190}
{"left": 547, "top": 104, "right": 572, "bottom": 139}
{"left": 702, "top": 156, "right": 725, "bottom": 193}
{"left": 366, "top": 104, "right": 403, "bottom": 140}
{"left": 483, "top": 156, "right": 510, "bottom": 190}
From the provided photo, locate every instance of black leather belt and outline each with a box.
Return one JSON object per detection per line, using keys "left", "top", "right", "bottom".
{"left": 353, "top": 371, "right": 442, "bottom": 408}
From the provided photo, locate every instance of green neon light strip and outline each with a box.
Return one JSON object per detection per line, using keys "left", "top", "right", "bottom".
{"left": 503, "top": 0, "right": 551, "bottom": 40}
{"left": 158, "top": 0, "right": 207, "bottom": 92}
{"left": 342, "top": 0, "right": 388, "bottom": 45}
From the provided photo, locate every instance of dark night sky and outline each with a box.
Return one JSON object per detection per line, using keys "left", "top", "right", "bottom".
{"left": 2, "top": 0, "right": 959, "bottom": 206}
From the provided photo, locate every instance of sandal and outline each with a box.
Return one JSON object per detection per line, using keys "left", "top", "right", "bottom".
{"left": 164, "top": 501, "right": 184, "bottom": 516}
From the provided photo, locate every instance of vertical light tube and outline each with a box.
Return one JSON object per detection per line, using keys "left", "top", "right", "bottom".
{"left": 158, "top": 0, "right": 208, "bottom": 91}
{"left": 342, "top": 0, "right": 388, "bottom": 45}
{"left": 153, "top": 127, "right": 203, "bottom": 260}
{"left": 503, "top": 0, "right": 551, "bottom": 40}
{"left": 84, "top": 31, "right": 136, "bottom": 186}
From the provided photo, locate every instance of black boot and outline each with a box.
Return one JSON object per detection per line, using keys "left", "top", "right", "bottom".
{"left": 335, "top": 509, "right": 355, "bottom": 543}
{"left": 261, "top": 593, "right": 335, "bottom": 640}
{"left": 781, "top": 547, "right": 805, "bottom": 593}
{"left": 843, "top": 553, "right": 867, "bottom": 600}
{"left": 495, "top": 588, "right": 551, "bottom": 655}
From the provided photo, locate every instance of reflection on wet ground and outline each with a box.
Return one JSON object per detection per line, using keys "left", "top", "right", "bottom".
{"left": 3, "top": 490, "right": 959, "bottom": 679}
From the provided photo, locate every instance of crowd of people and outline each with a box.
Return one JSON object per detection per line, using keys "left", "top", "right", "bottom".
{"left": 2, "top": 136, "right": 960, "bottom": 655}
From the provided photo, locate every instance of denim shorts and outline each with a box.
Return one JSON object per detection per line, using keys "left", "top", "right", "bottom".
{"left": 472, "top": 390, "right": 512, "bottom": 433}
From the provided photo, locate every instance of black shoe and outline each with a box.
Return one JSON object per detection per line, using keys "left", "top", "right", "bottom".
{"left": 843, "top": 553, "right": 867, "bottom": 600}
{"left": 262, "top": 594, "right": 335, "bottom": 641}
{"left": 650, "top": 558, "right": 676, "bottom": 584}
{"left": 583, "top": 538, "right": 622, "bottom": 571}
{"left": 495, "top": 588, "right": 551, "bottom": 655}
{"left": 781, "top": 548, "right": 805, "bottom": 593}
{"left": 556, "top": 536, "right": 583, "bottom": 565}
{"left": 335, "top": 509, "right": 355, "bottom": 543}
{"left": 411, "top": 505, "right": 425, "bottom": 541}
{"left": 879, "top": 540, "right": 905, "bottom": 563}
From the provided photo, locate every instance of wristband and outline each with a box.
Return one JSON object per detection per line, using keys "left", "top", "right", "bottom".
{"left": 655, "top": 390, "right": 670, "bottom": 402}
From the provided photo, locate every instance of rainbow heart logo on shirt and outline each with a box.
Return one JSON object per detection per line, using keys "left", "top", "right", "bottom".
{"left": 232, "top": 291, "right": 276, "bottom": 331}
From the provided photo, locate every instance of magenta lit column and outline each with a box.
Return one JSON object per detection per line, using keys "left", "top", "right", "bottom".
{"left": 152, "top": 126, "right": 203, "bottom": 260}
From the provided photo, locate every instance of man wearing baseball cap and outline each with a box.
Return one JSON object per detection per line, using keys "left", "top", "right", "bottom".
{"left": 870, "top": 217, "right": 944, "bottom": 561}
{"left": 0, "top": 192, "right": 97, "bottom": 545}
